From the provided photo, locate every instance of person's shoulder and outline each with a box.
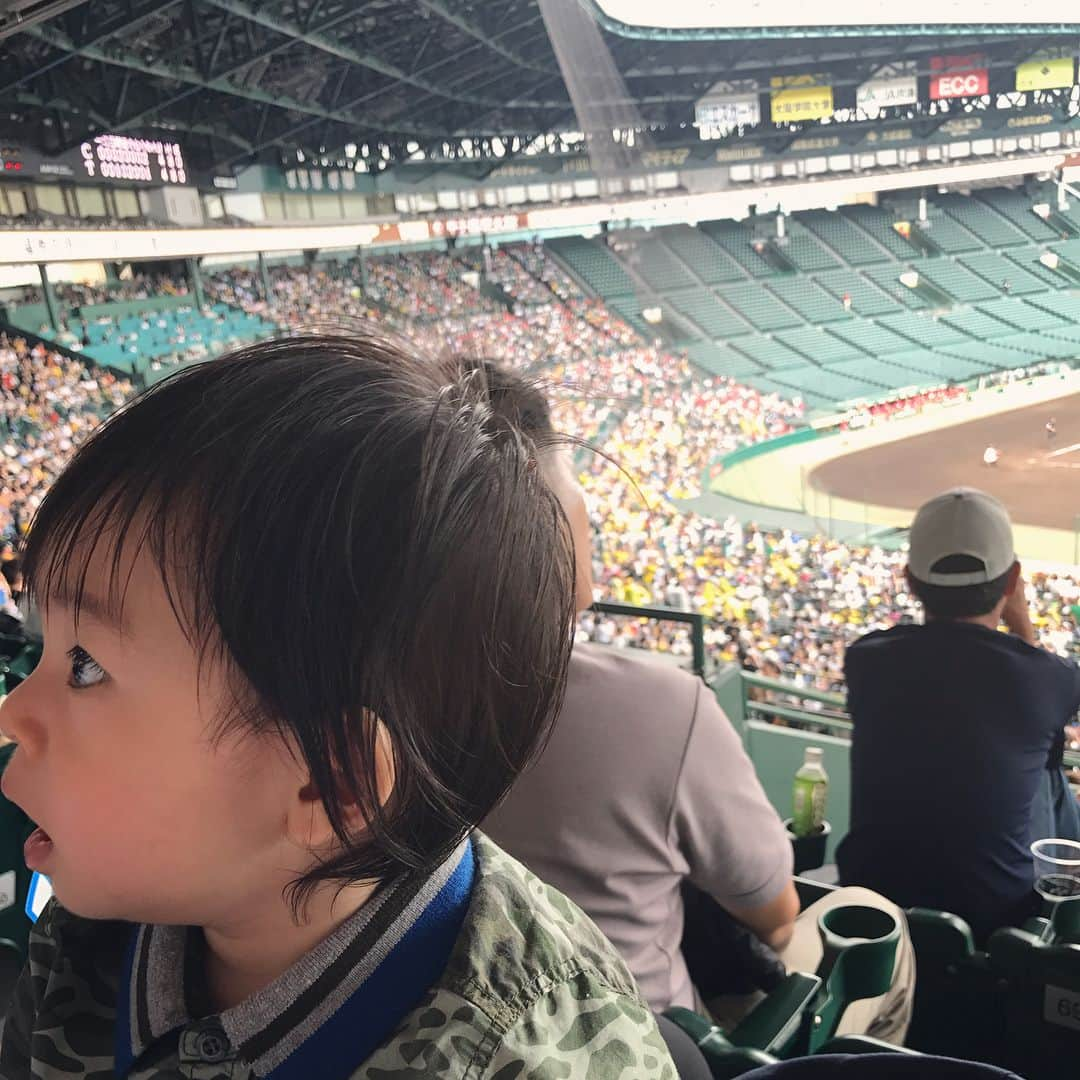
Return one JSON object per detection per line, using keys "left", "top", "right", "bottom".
{"left": 383, "top": 833, "right": 672, "bottom": 1078}
{"left": 569, "top": 643, "right": 701, "bottom": 718}
{"left": 845, "top": 624, "right": 911, "bottom": 660}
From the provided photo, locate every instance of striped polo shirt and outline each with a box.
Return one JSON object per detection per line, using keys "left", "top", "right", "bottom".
{"left": 115, "top": 836, "right": 474, "bottom": 1079}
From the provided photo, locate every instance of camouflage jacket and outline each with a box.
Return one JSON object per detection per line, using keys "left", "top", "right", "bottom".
{"left": 0, "top": 832, "right": 675, "bottom": 1079}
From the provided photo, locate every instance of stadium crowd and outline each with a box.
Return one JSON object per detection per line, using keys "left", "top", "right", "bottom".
{"left": 4, "top": 243, "right": 1080, "bottom": 682}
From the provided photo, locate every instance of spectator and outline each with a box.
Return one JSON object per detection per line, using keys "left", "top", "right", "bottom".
{"left": 482, "top": 362, "right": 914, "bottom": 1043}
{"left": 0, "top": 335, "right": 674, "bottom": 1079}
{"left": 838, "top": 488, "right": 1080, "bottom": 940}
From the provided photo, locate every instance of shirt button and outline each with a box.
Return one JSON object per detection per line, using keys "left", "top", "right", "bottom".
{"left": 194, "top": 1024, "right": 230, "bottom": 1063}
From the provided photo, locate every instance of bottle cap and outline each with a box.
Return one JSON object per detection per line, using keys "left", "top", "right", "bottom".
{"left": 805, "top": 747, "right": 823, "bottom": 764}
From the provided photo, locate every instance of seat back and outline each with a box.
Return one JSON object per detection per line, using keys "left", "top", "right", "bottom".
{"left": 987, "top": 924, "right": 1080, "bottom": 1076}
{"left": 905, "top": 908, "right": 1006, "bottom": 1062}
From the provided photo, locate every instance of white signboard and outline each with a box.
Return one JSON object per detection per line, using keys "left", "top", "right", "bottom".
{"left": 858, "top": 64, "right": 919, "bottom": 114}
{"left": 696, "top": 81, "right": 761, "bottom": 129}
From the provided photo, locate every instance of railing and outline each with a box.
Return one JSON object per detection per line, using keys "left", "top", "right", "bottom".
{"left": 590, "top": 600, "right": 706, "bottom": 678}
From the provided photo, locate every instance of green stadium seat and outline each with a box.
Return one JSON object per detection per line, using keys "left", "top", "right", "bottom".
{"left": 825, "top": 357, "right": 938, "bottom": 394}
{"left": 986, "top": 922, "right": 1080, "bottom": 1077}
{"left": 800, "top": 210, "right": 892, "bottom": 266}
{"left": 765, "top": 278, "right": 852, "bottom": 325}
{"left": 703, "top": 222, "right": 781, "bottom": 278}
{"left": 885, "top": 349, "right": 989, "bottom": 382}
{"left": 877, "top": 312, "right": 969, "bottom": 349}
{"left": 828, "top": 320, "right": 914, "bottom": 356}
{"left": 959, "top": 251, "right": 1051, "bottom": 296}
{"left": 996, "top": 333, "right": 1079, "bottom": 361}
{"left": 774, "top": 327, "right": 864, "bottom": 365}
{"left": 976, "top": 297, "right": 1067, "bottom": 332}
{"left": 839, "top": 205, "right": 923, "bottom": 260}
{"left": 1006, "top": 246, "right": 1069, "bottom": 288}
{"left": 978, "top": 189, "right": 1061, "bottom": 242}
{"left": 770, "top": 365, "right": 883, "bottom": 405}
{"left": 667, "top": 289, "right": 753, "bottom": 339}
{"left": 779, "top": 227, "right": 841, "bottom": 273}
{"left": 660, "top": 227, "right": 751, "bottom": 284}
{"left": 547, "top": 236, "right": 636, "bottom": 299}
{"left": 915, "top": 210, "right": 985, "bottom": 255}
{"left": 813, "top": 270, "right": 903, "bottom": 316}
{"left": 862, "top": 265, "right": 929, "bottom": 310}
{"left": 731, "top": 335, "right": 811, "bottom": 371}
{"left": 936, "top": 194, "right": 1026, "bottom": 249}
{"left": 684, "top": 341, "right": 763, "bottom": 379}
{"left": 634, "top": 240, "right": 698, "bottom": 292}
{"left": 940, "top": 309, "right": 1014, "bottom": 340}
{"left": 939, "top": 340, "right": 1032, "bottom": 369}
{"left": 916, "top": 261, "right": 1002, "bottom": 303}
{"left": 717, "top": 283, "right": 802, "bottom": 332}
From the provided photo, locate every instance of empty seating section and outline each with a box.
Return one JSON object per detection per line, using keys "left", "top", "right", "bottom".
{"left": 1030, "top": 292, "right": 1080, "bottom": 321}
{"left": 840, "top": 205, "right": 922, "bottom": 259}
{"left": 774, "top": 327, "right": 864, "bottom": 365}
{"left": 977, "top": 189, "right": 1060, "bottom": 242}
{"left": 976, "top": 297, "right": 1066, "bottom": 332}
{"left": 730, "top": 335, "right": 809, "bottom": 370}
{"left": 1007, "top": 247, "right": 1066, "bottom": 287}
{"left": 701, "top": 222, "right": 778, "bottom": 277}
{"left": 548, "top": 237, "right": 635, "bottom": 299}
{"left": 940, "top": 339, "right": 1032, "bottom": 368}
{"left": 959, "top": 251, "right": 1051, "bottom": 296}
{"left": 828, "top": 320, "right": 914, "bottom": 356}
{"left": 886, "top": 350, "right": 991, "bottom": 382}
{"left": 940, "top": 309, "right": 1013, "bottom": 340}
{"left": 936, "top": 195, "right": 1026, "bottom": 249}
{"left": 633, "top": 241, "right": 697, "bottom": 292}
{"left": 667, "top": 289, "right": 751, "bottom": 339}
{"left": 659, "top": 228, "right": 747, "bottom": 284}
{"left": 800, "top": 211, "right": 890, "bottom": 265}
{"left": 877, "top": 312, "right": 969, "bottom": 348}
{"left": 780, "top": 228, "right": 841, "bottom": 272}
{"left": 916, "top": 261, "right": 1001, "bottom": 303}
{"left": 917, "top": 211, "right": 984, "bottom": 254}
{"left": 684, "top": 341, "right": 762, "bottom": 378}
{"left": 861, "top": 265, "right": 928, "bottom": 309}
{"left": 556, "top": 192, "right": 1080, "bottom": 410}
{"left": 768, "top": 364, "right": 882, "bottom": 403}
{"left": 997, "top": 333, "right": 1079, "bottom": 360}
{"left": 765, "top": 277, "right": 851, "bottom": 324}
{"left": 717, "top": 282, "right": 802, "bottom": 331}
{"left": 813, "top": 270, "right": 902, "bottom": 316}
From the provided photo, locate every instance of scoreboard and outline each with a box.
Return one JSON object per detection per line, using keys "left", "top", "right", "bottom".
{"left": 0, "top": 135, "right": 194, "bottom": 187}
{"left": 78, "top": 135, "right": 187, "bottom": 185}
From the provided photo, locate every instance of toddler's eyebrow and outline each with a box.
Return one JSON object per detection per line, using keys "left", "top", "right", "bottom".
{"left": 47, "top": 588, "right": 129, "bottom": 637}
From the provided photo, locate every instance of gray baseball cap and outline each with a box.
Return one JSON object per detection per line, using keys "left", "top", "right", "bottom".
{"left": 908, "top": 487, "right": 1016, "bottom": 586}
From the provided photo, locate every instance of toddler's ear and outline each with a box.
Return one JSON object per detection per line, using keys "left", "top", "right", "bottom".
{"left": 285, "top": 714, "right": 396, "bottom": 854}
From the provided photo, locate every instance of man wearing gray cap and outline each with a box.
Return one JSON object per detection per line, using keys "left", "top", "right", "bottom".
{"left": 838, "top": 487, "right": 1080, "bottom": 939}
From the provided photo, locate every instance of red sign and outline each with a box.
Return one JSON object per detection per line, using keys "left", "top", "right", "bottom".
{"left": 930, "top": 54, "right": 989, "bottom": 99}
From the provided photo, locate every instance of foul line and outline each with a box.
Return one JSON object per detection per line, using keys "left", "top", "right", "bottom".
{"left": 1046, "top": 441, "right": 1080, "bottom": 459}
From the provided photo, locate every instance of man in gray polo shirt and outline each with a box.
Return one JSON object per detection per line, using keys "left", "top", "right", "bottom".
{"left": 481, "top": 364, "right": 913, "bottom": 1041}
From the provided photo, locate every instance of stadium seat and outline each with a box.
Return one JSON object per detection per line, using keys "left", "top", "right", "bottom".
{"left": 800, "top": 212, "right": 892, "bottom": 267}
{"left": 661, "top": 227, "right": 749, "bottom": 284}
{"left": 703, "top": 222, "right": 782, "bottom": 278}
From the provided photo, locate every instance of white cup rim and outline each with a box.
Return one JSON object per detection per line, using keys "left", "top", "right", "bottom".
{"left": 1031, "top": 837, "right": 1080, "bottom": 866}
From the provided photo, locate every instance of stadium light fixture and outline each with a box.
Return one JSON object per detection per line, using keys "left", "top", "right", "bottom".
{"left": 899, "top": 271, "right": 920, "bottom": 289}
{"left": 1040, "top": 251, "right": 1061, "bottom": 271}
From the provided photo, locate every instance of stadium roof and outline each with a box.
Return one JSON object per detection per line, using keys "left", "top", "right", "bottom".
{"left": 3, "top": 0, "right": 1080, "bottom": 176}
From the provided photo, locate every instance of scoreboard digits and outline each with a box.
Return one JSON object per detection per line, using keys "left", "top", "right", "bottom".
{"left": 79, "top": 135, "right": 187, "bottom": 185}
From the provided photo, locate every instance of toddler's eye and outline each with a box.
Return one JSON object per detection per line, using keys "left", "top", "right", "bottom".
{"left": 67, "top": 645, "right": 107, "bottom": 689}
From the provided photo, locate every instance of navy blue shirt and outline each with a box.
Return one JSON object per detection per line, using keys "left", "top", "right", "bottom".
{"left": 837, "top": 621, "right": 1080, "bottom": 940}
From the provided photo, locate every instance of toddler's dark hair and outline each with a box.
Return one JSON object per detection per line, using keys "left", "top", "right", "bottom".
{"left": 22, "top": 331, "right": 576, "bottom": 905}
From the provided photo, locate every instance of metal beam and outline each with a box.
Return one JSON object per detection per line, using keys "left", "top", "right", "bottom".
{"left": 200, "top": 0, "right": 565, "bottom": 109}
{"left": 413, "top": 0, "right": 557, "bottom": 76}
{"left": 25, "top": 21, "right": 467, "bottom": 151}
{"left": 0, "top": 0, "right": 184, "bottom": 96}
{"left": 0, "top": 0, "right": 90, "bottom": 44}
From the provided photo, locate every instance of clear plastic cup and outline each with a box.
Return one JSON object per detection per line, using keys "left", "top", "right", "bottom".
{"left": 1031, "top": 838, "right": 1080, "bottom": 903}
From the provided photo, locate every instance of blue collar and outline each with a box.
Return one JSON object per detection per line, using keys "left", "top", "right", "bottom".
{"left": 115, "top": 837, "right": 475, "bottom": 1079}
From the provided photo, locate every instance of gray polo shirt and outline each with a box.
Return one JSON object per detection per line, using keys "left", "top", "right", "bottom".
{"left": 485, "top": 643, "right": 793, "bottom": 1012}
